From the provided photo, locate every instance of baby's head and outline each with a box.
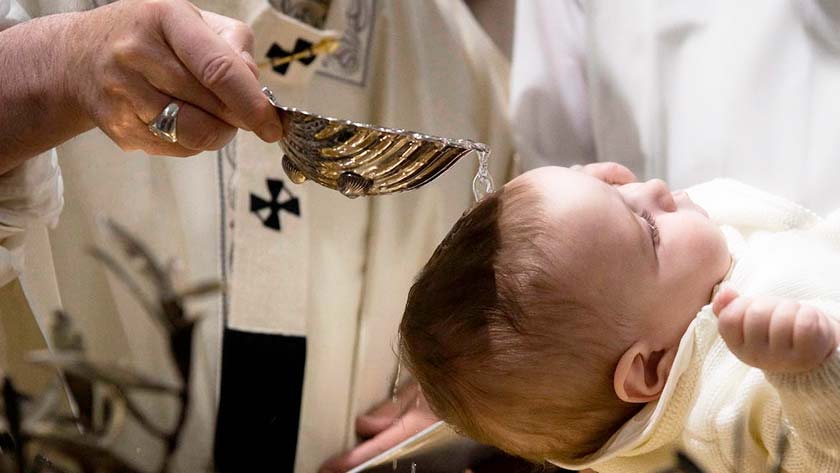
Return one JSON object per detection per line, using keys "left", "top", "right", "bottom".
{"left": 399, "top": 166, "right": 731, "bottom": 464}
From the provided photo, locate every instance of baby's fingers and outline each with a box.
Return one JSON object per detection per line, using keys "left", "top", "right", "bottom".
{"left": 712, "top": 286, "right": 739, "bottom": 316}
{"left": 768, "top": 300, "right": 799, "bottom": 351}
{"left": 742, "top": 297, "right": 781, "bottom": 347}
{"left": 791, "top": 305, "right": 836, "bottom": 368}
{"left": 716, "top": 293, "right": 751, "bottom": 348}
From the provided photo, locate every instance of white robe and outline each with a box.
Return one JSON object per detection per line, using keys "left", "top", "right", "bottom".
{"left": 0, "top": 0, "right": 65, "bottom": 395}
{"left": 2, "top": 0, "right": 514, "bottom": 471}
{"left": 511, "top": 0, "right": 840, "bottom": 215}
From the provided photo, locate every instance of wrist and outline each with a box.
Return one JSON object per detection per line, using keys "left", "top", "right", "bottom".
{"left": 38, "top": 12, "right": 95, "bottom": 132}
{"left": 766, "top": 349, "right": 840, "bottom": 389}
{"left": 0, "top": 11, "right": 95, "bottom": 164}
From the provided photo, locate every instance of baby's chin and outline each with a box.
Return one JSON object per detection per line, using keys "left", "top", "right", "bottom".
{"left": 708, "top": 226, "right": 733, "bottom": 286}
{"left": 683, "top": 220, "right": 731, "bottom": 301}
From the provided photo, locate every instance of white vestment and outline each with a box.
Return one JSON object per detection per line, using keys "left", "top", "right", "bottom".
{"left": 0, "top": 0, "right": 65, "bottom": 395}
{"left": 1, "top": 0, "right": 514, "bottom": 471}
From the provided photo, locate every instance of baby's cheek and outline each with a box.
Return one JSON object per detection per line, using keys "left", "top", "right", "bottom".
{"left": 668, "top": 218, "right": 727, "bottom": 272}
{"left": 705, "top": 225, "right": 731, "bottom": 275}
{"left": 688, "top": 222, "right": 729, "bottom": 276}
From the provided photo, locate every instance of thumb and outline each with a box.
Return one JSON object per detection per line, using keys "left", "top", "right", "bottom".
{"left": 582, "top": 162, "right": 637, "bottom": 185}
{"left": 356, "top": 412, "right": 397, "bottom": 438}
{"left": 356, "top": 382, "right": 421, "bottom": 438}
{"left": 712, "top": 286, "right": 739, "bottom": 316}
{"left": 601, "top": 162, "right": 637, "bottom": 185}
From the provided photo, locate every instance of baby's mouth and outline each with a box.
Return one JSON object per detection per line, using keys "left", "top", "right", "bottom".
{"left": 672, "top": 191, "right": 709, "bottom": 218}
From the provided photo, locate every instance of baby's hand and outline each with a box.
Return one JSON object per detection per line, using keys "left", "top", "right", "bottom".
{"left": 712, "top": 287, "right": 840, "bottom": 373}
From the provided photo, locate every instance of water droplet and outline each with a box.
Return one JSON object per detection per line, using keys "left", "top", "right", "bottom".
{"left": 392, "top": 356, "right": 402, "bottom": 404}
{"left": 472, "top": 148, "right": 495, "bottom": 201}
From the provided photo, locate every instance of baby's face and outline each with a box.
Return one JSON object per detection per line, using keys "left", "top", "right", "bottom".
{"left": 510, "top": 167, "right": 731, "bottom": 347}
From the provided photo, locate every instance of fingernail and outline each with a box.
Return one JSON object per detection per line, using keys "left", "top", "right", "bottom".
{"left": 259, "top": 122, "right": 284, "bottom": 142}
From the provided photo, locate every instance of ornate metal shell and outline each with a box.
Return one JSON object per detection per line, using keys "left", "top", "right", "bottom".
{"left": 263, "top": 87, "right": 488, "bottom": 198}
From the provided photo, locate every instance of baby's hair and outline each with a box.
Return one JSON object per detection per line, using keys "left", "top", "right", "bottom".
{"left": 399, "top": 181, "right": 642, "bottom": 464}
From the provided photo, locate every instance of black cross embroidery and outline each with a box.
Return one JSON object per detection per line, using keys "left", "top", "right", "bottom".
{"left": 250, "top": 178, "right": 301, "bottom": 232}
{"left": 266, "top": 39, "right": 318, "bottom": 75}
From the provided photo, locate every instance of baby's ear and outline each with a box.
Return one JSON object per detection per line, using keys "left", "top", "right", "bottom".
{"left": 613, "top": 342, "right": 677, "bottom": 403}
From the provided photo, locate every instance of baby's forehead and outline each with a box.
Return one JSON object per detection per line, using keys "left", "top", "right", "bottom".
{"left": 504, "top": 167, "right": 613, "bottom": 217}
{"left": 501, "top": 168, "right": 637, "bottom": 262}
{"left": 503, "top": 168, "right": 571, "bottom": 205}
{"left": 507, "top": 166, "right": 572, "bottom": 188}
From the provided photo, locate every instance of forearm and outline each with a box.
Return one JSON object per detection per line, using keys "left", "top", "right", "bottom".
{"left": 0, "top": 12, "right": 93, "bottom": 171}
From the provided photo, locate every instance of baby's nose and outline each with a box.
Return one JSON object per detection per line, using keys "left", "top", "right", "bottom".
{"left": 644, "top": 179, "right": 677, "bottom": 212}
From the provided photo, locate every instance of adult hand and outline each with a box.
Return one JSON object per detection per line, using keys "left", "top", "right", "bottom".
{"left": 67, "top": 0, "right": 284, "bottom": 156}
{"left": 713, "top": 287, "right": 840, "bottom": 373}
{"left": 319, "top": 382, "right": 439, "bottom": 473}
{"left": 571, "top": 162, "right": 637, "bottom": 185}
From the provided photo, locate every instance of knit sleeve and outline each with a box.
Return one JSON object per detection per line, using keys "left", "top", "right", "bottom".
{"left": 764, "top": 350, "right": 840, "bottom": 470}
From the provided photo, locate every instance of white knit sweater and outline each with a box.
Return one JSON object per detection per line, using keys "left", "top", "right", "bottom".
{"left": 552, "top": 179, "right": 840, "bottom": 473}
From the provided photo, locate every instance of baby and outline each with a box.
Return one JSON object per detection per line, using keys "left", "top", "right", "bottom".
{"left": 399, "top": 163, "right": 840, "bottom": 472}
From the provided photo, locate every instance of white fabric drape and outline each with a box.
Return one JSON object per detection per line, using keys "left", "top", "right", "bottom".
{"left": 512, "top": 0, "right": 840, "bottom": 214}
{"left": 0, "top": 0, "right": 65, "bottom": 394}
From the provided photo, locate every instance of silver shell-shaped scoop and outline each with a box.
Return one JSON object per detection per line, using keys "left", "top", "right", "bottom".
{"left": 263, "top": 87, "right": 488, "bottom": 198}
